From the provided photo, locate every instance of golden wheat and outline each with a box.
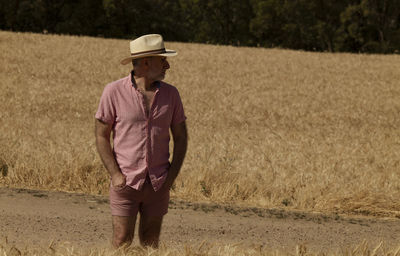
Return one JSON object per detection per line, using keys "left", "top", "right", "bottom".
{"left": 0, "top": 31, "right": 399, "bottom": 217}
{"left": 1, "top": 241, "right": 400, "bottom": 256}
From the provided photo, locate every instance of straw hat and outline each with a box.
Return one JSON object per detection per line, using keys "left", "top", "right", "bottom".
{"left": 120, "top": 34, "right": 177, "bottom": 65}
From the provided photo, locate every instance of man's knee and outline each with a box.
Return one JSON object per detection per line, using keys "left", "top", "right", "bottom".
{"left": 139, "top": 215, "right": 163, "bottom": 247}
{"left": 112, "top": 231, "right": 133, "bottom": 248}
{"left": 112, "top": 215, "right": 136, "bottom": 248}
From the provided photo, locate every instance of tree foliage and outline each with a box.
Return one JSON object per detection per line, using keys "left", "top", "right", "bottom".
{"left": 1, "top": 0, "right": 399, "bottom": 53}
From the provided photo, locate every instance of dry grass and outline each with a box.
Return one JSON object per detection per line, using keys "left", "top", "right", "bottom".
{"left": 1, "top": 241, "right": 400, "bottom": 256}
{"left": 0, "top": 31, "right": 400, "bottom": 217}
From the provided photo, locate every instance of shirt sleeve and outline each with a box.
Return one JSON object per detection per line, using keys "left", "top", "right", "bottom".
{"left": 171, "top": 88, "right": 186, "bottom": 126}
{"left": 95, "top": 84, "right": 116, "bottom": 124}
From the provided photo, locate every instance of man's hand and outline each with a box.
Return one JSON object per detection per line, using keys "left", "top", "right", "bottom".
{"left": 111, "top": 172, "right": 126, "bottom": 189}
{"left": 162, "top": 171, "right": 175, "bottom": 191}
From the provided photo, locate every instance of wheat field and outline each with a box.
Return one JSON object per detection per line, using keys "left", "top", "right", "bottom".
{"left": 1, "top": 241, "right": 400, "bottom": 256}
{"left": 0, "top": 31, "right": 399, "bottom": 217}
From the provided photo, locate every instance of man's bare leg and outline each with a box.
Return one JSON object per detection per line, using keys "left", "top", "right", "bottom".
{"left": 138, "top": 215, "right": 163, "bottom": 248}
{"left": 112, "top": 215, "right": 137, "bottom": 248}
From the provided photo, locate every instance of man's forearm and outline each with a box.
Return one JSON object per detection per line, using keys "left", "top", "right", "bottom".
{"left": 165, "top": 136, "right": 187, "bottom": 187}
{"left": 96, "top": 136, "right": 121, "bottom": 177}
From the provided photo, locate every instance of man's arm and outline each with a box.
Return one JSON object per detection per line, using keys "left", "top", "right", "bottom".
{"left": 164, "top": 121, "right": 188, "bottom": 190}
{"left": 95, "top": 119, "right": 126, "bottom": 188}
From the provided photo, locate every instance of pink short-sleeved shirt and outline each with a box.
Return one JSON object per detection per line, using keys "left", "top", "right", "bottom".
{"left": 95, "top": 72, "right": 186, "bottom": 192}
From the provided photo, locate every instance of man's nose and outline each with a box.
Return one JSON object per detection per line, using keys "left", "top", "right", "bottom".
{"left": 164, "top": 61, "right": 170, "bottom": 69}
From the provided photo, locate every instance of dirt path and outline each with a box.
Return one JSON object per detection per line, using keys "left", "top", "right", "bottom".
{"left": 1, "top": 187, "right": 399, "bottom": 253}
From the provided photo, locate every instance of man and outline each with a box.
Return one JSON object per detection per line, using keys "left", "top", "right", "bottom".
{"left": 95, "top": 34, "right": 188, "bottom": 248}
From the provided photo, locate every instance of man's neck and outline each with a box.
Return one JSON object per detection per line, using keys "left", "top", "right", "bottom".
{"left": 134, "top": 75, "right": 157, "bottom": 91}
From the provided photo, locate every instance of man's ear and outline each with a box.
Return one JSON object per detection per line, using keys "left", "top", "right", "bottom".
{"left": 143, "top": 57, "right": 151, "bottom": 66}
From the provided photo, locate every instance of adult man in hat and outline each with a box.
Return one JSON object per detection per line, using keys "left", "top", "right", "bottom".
{"left": 95, "top": 34, "right": 187, "bottom": 248}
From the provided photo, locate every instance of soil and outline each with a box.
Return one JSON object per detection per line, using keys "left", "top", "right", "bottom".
{"left": 1, "top": 187, "right": 399, "bottom": 253}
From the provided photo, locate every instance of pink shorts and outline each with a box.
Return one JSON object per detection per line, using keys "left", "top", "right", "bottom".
{"left": 109, "top": 177, "right": 170, "bottom": 217}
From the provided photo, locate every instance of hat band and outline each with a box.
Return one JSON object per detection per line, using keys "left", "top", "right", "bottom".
{"left": 131, "top": 48, "right": 166, "bottom": 56}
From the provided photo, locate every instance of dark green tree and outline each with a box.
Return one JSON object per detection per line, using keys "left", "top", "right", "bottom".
{"left": 361, "top": 0, "right": 400, "bottom": 52}
{"left": 337, "top": 0, "right": 400, "bottom": 53}
{"left": 310, "top": 0, "right": 348, "bottom": 52}
{"left": 251, "top": 0, "right": 320, "bottom": 50}
{"left": 182, "top": 0, "right": 254, "bottom": 45}
{"left": 1, "top": 0, "right": 398, "bottom": 53}
{"left": 102, "top": 0, "right": 187, "bottom": 40}
{"left": 250, "top": 0, "right": 284, "bottom": 48}
{"left": 13, "top": 0, "right": 46, "bottom": 32}
{"left": 52, "top": 0, "right": 105, "bottom": 36}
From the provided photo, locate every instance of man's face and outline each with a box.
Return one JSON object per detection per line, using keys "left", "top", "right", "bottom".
{"left": 147, "top": 56, "right": 170, "bottom": 81}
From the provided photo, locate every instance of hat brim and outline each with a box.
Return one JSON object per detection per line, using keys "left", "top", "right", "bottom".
{"left": 120, "top": 49, "right": 177, "bottom": 65}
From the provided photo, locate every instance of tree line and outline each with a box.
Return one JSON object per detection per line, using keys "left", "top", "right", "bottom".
{"left": 1, "top": 0, "right": 399, "bottom": 53}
